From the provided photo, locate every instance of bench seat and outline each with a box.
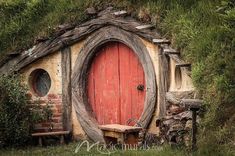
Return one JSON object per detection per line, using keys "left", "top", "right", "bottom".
{"left": 32, "top": 131, "right": 70, "bottom": 146}
{"left": 99, "top": 124, "right": 142, "bottom": 145}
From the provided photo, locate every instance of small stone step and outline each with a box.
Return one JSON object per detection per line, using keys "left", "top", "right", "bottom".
{"left": 152, "top": 38, "right": 170, "bottom": 44}
{"left": 163, "top": 48, "right": 180, "bottom": 54}
{"left": 112, "top": 10, "right": 127, "bottom": 17}
{"left": 136, "top": 24, "right": 154, "bottom": 30}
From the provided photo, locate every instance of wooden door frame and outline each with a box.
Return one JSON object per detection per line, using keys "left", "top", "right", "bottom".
{"left": 71, "top": 26, "right": 157, "bottom": 142}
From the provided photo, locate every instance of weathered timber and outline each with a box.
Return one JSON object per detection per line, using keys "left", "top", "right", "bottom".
{"left": 158, "top": 47, "right": 169, "bottom": 117}
{"left": 61, "top": 47, "right": 72, "bottom": 131}
{"left": 136, "top": 24, "right": 154, "bottom": 30}
{"left": 158, "top": 45, "right": 191, "bottom": 76}
{"left": 112, "top": 10, "right": 127, "bottom": 17}
{"left": 175, "top": 63, "right": 191, "bottom": 68}
{"left": 191, "top": 109, "right": 197, "bottom": 151}
{"left": 152, "top": 38, "right": 170, "bottom": 44}
{"left": 85, "top": 7, "right": 97, "bottom": 15}
{"left": 71, "top": 26, "right": 157, "bottom": 142}
{"left": 168, "top": 54, "right": 191, "bottom": 76}
{"left": 31, "top": 131, "right": 70, "bottom": 136}
{"left": 165, "top": 92, "right": 181, "bottom": 105}
{"left": 32, "top": 131, "right": 70, "bottom": 146}
{"left": 0, "top": 16, "right": 160, "bottom": 74}
{"left": 100, "top": 124, "right": 141, "bottom": 145}
{"left": 163, "top": 48, "right": 180, "bottom": 55}
{"left": 165, "top": 91, "right": 196, "bottom": 106}
{"left": 181, "top": 99, "right": 202, "bottom": 110}
{"left": 99, "top": 124, "right": 142, "bottom": 133}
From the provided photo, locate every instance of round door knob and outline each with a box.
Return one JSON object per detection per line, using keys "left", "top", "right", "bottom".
{"left": 137, "top": 84, "right": 144, "bottom": 91}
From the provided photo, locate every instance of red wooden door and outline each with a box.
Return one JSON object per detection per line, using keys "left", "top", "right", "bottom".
{"left": 88, "top": 42, "right": 146, "bottom": 125}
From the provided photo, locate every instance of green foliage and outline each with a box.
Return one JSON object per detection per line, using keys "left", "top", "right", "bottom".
{"left": 147, "top": 0, "right": 235, "bottom": 153}
{"left": 0, "top": 74, "right": 31, "bottom": 147}
{"left": 30, "top": 99, "right": 53, "bottom": 124}
{"left": 0, "top": 74, "right": 53, "bottom": 147}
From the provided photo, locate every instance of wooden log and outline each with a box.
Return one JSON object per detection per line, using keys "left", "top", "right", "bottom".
{"left": 181, "top": 99, "right": 202, "bottom": 110}
{"left": 165, "top": 92, "right": 181, "bottom": 105}
{"left": 112, "top": 10, "right": 127, "bottom": 17}
{"left": 191, "top": 109, "right": 198, "bottom": 151}
{"left": 152, "top": 38, "right": 170, "bottom": 44}
{"left": 61, "top": 47, "right": 72, "bottom": 131}
{"left": 85, "top": 7, "right": 97, "bottom": 15}
{"left": 165, "top": 91, "right": 199, "bottom": 107}
{"left": 158, "top": 47, "right": 169, "bottom": 117}
{"left": 163, "top": 48, "right": 179, "bottom": 55}
{"left": 176, "top": 63, "right": 191, "bottom": 68}
{"left": 31, "top": 131, "right": 70, "bottom": 136}
{"left": 136, "top": 24, "right": 154, "bottom": 30}
{"left": 99, "top": 124, "right": 142, "bottom": 133}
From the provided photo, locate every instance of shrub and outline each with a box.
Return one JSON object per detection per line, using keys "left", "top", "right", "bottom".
{"left": 0, "top": 74, "right": 31, "bottom": 147}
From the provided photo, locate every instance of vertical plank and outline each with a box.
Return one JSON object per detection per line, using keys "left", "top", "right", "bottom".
{"left": 136, "top": 56, "right": 145, "bottom": 121}
{"left": 119, "top": 43, "right": 132, "bottom": 125}
{"left": 105, "top": 42, "right": 120, "bottom": 124}
{"left": 93, "top": 47, "right": 106, "bottom": 124}
{"left": 61, "top": 47, "right": 72, "bottom": 131}
{"left": 158, "top": 49, "right": 169, "bottom": 117}
{"left": 129, "top": 47, "right": 145, "bottom": 123}
{"left": 87, "top": 57, "right": 96, "bottom": 117}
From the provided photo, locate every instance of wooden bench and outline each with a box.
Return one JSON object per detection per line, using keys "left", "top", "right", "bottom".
{"left": 99, "top": 124, "right": 142, "bottom": 145}
{"left": 32, "top": 131, "right": 70, "bottom": 146}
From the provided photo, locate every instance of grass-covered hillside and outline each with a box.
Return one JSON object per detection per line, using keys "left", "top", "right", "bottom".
{"left": 0, "top": 0, "right": 234, "bottom": 154}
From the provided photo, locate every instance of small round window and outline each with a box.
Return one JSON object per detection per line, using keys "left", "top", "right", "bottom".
{"left": 29, "top": 69, "right": 51, "bottom": 97}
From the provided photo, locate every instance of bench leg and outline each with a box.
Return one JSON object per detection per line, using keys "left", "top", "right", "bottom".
{"left": 117, "top": 133, "right": 125, "bottom": 145}
{"left": 38, "top": 137, "right": 42, "bottom": 146}
{"left": 60, "top": 135, "right": 64, "bottom": 144}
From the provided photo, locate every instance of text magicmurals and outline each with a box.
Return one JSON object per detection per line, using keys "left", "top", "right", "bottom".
{"left": 75, "top": 140, "right": 163, "bottom": 155}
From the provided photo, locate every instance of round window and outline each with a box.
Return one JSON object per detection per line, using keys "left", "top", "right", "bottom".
{"left": 29, "top": 69, "right": 51, "bottom": 97}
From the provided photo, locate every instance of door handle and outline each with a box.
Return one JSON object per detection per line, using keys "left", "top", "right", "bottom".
{"left": 137, "top": 84, "right": 144, "bottom": 91}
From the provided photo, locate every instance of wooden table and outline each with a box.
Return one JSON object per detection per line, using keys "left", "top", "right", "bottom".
{"left": 99, "top": 124, "right": 142, "bottom": 145}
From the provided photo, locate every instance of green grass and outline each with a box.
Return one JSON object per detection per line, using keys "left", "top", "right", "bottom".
{"left": 0, "top": 142, "right": 234, "bottom": 156}
{"left": 0, "top": 142, "right": 186, "bottom": 156}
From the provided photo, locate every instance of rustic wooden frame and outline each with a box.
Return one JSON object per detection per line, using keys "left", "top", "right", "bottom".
{"left": 71, "top": 26, "right": 157, "bottom": 142}
{"left": 61, "top": 47, "right": 72, "bottom": 131}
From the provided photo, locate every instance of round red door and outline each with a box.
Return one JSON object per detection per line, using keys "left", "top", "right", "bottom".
{"left": 87, "top": 42, "right": 146, "bottom": 125}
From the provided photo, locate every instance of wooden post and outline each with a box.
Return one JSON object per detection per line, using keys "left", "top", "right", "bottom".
{"left": 60, "top": 135, "right": 65, "bottom": 144}
{"left": 61, "top": 47, "right": 72, "bottom": 131}
{"left": 190, "top": 108, "right": 198, "bottom": 151}
{"left": 181, "top": 99, "right": 202, "bottom": 151}
{"left": 38, "top": 137, "right": 42, "bottom": 146}
{"left": 157, "top": 46, "right": 169, "bottom": 118}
